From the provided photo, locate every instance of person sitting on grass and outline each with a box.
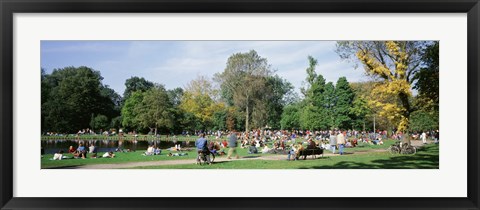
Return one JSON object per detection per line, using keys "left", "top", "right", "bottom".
{"left": 68, "top": 146, "right": 76, "bottom": 154}
{"left": 74, "top": 143, "right": 87, "bottom": 159}
{"left": 88, "top": 143, "right": 96, "bottom": 154}
{"left": 102, "top": 151, "right": 115, "bottom": 158}
{"left": 352, "top": 139, "right": 358, "bottom": 147}
{"left": 221, "top": 139, "right": 228, "bottom": 148}
{"left": 208, "top": 141, "right": 217, "bottom": 156}
{"left": 144, "top": 145, "right": 154, "bottom": 156}
{"left": 88, "top": 143, "right": 97, "bottom": 158}
{"left": 154, "top": 147, "right": 161, "bottom": 155}
{"left": 372, "top": 137, "right": 384, "bottom": 145}
{"left": 248, "top": 141, "right": 258, "bottom": 154}
{"left": 261, "top": 145, "right": 270, "bottom": 154}
{"left": 345, "top": 141, "right": 353, "bottom": 148}
{"left": 294, "top": 142, "right": 304, "bottom": 160}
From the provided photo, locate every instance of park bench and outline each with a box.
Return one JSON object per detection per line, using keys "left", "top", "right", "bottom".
{"left": 298, "top": 148, "right": 324, "bottom": 160}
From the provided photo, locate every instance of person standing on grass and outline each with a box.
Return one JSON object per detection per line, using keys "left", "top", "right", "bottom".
{"left": 329, "top": 130, "right": 337, "bottom": 154}
{"left": 337, "top": 131, "right": 346, "bottom": 155}
{"left": 421, "top": 131, "right": 427, "bottom": 144}
{"left": 227, "top": 131, "right": 239, "bottom": 159}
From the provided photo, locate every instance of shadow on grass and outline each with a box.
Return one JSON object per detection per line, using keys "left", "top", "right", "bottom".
{"left": 43, "top": 165, "right": 83, "bottom": 169}
{"left": 242, "top": 155, "right": 261, "bottom": 159}
{"left": 299, "top": 144, "right": 439, "bottom": 169}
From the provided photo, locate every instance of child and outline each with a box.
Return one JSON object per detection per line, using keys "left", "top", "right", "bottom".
{"left": 286, "top": 146, "right": 296, "bottom": 161}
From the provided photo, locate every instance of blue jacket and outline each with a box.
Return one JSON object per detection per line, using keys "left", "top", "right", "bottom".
{"left": 195, "top": 138, "right": 208, "bottom": 151}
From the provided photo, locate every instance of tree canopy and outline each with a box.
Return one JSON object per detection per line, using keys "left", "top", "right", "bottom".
{"left": 336, "top": 41, "right": 428, "bottom": 132}
{"left": 41, "top": 66, "right": 118, "bottom": 133}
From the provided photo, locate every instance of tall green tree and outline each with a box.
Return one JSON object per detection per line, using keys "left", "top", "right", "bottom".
{"left": 280, "top": 102, "right": 302, "bottom": 130}
{"left": 123, "top": 76, "right": 154, "bottom": 100}
{"left": 334, "top": 77, "right": 354, "bottom": 129}
{"left": 90, "top": 114, "right": 109, "bottom": 131}
{"left": 409, "top": 41, "right": 439, "bottom": 132}
{"left": 299, "top": 56, "right": 328, "bottom": 130}
{"left": 136, "top": 85, "right": 175, "bottom": 135}
{"left": 323, "top": 82, "right": 336, "bottom": 129}
{"left": 215, "top": 50, "right": 273, "bottom": 132}
{"left": 261, "top": 75, "right": 294, "bottom": 129}
{"left": 121, "top": 91, "right": 144, "bottom": 132}
{"left": 349, "top": 96, "right": 371, "bottom": 130}
{"left": 413, "top": 41, "right": 439, "bottom": 110}
{"left": 167, "top": 87, "right": 185, "bottom": 134}
{"left": 99, "top": 84, "right": 121, "bottom": 119}
{"left": 41, "top": 66, "right": 116, "bottom": 133}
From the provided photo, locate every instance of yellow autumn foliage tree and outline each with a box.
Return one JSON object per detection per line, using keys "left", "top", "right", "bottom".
{"left": 179, "top": 75, "right": 225, "bottom": 129}
{"left": 337, "top": 41, "right": 425, "bottom": 132}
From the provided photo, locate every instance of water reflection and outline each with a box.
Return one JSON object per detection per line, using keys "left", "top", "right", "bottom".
{"left": 41, "top": 139, "right": 191, "bottom": 154}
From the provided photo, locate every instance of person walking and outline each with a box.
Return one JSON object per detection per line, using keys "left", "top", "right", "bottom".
{"left": 227, "top": 131, "right": 239, "bottom": 159}
{"left": 329, "top": 130, "right": 337, "bottom": 154}
{"left": 337, "top": 131, "right": 346, "bottom": 155}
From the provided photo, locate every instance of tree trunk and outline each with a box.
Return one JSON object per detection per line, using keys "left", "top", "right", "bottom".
{"left": 399, "top": 92, "right": 411, "bottom": 118}
{"left": 245, "top": 105, "right": 249, "bottom": 133}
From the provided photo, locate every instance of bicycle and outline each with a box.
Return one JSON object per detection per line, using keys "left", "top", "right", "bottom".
{"left": 196, "top": 150, "right": 214, "bottom": 165}
{"left": 389, "top": 142, "right": 416, "bottom": 155}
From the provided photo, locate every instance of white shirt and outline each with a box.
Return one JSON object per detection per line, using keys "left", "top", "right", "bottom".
{"left": 53, "top": 153, "right": 63, "bottom": 160}
{"left": 421, "top": 133, "right": 426, "bottom": 140}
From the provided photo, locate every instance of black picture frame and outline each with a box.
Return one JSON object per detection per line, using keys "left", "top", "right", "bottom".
{"left": 1, "top": 0, "right": 479, "bottom": 209}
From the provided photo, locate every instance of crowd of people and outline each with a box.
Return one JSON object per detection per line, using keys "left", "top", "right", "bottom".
{"left": 48, "top": 128, "right": 439, "bottom": 165}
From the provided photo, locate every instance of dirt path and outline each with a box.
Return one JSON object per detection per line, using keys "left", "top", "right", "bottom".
{"left": 72, "top": 147, "right": 391, "bottom": 169}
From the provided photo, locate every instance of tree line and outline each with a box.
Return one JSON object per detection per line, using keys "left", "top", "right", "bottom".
{"left": 41, "top": 41, "right": 439, "bottom": 134}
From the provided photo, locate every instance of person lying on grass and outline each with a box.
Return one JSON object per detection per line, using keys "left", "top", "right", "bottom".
{"left": 51, "top": 150, "right": 70, "bottom": 160}
{"left": 168, "top": 152, "right": 188, "bottom": 156}
{"left": 102, "top": 151, "right": 115, "bottom": 158}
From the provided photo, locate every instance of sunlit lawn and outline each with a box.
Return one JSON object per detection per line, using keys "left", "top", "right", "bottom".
{"left": 41, "top": 139, "right": 438, "bottom": 169}
{"left": 135, "top": 143, "right": 439, "bottom": 169}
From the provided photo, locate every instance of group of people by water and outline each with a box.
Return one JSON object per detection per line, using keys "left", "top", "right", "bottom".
{"left": 51, "top": 142, "right": 116, "bottom": 160}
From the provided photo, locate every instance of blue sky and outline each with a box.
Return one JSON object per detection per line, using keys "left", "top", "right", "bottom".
{"left": 41, "top": 41, "right": 369, "bottom": 96}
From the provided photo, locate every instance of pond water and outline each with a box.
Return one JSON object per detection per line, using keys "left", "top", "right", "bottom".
{"left": 41, "top": 139, "right": 194, "bottom": 154}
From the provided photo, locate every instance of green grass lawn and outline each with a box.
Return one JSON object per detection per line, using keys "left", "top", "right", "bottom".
{"left": 41, "top": 141, "right": 439, "bottom": 169}
{"left": 41, "top": 145, "right": 270, "bottom": 168}
{"left": 135, "top": 143, "right": 439, "bottom": 169}
{"left": 41, "top": 150, "right": 195, "bottom": 168}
